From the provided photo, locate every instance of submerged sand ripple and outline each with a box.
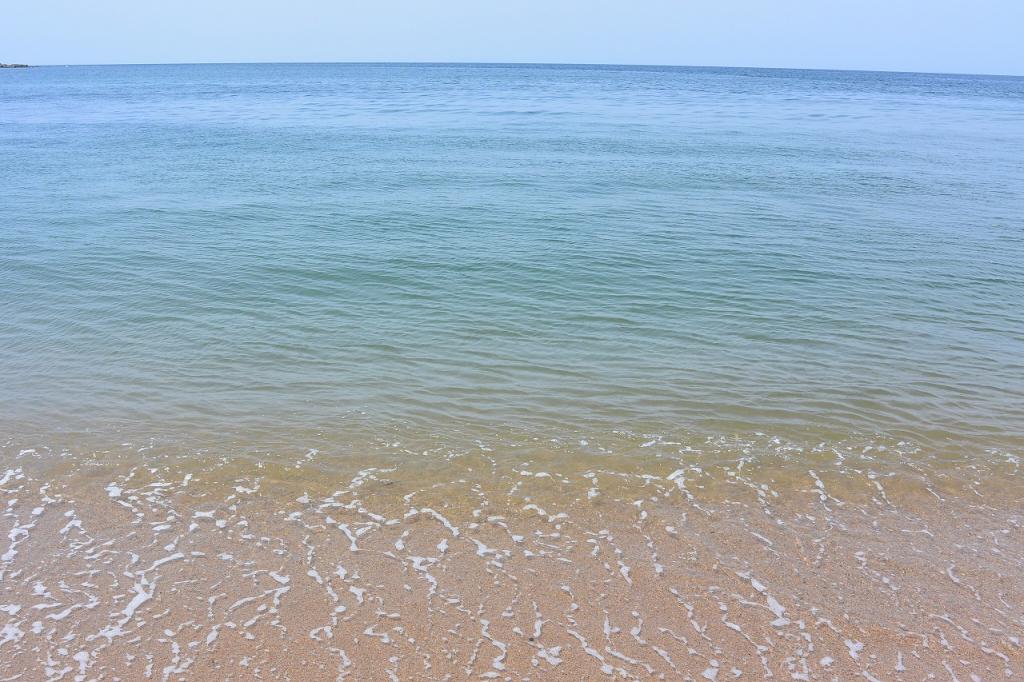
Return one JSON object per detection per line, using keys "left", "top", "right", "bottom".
{"left": 0, "top": 438, "right": 1021, "bottom": 680}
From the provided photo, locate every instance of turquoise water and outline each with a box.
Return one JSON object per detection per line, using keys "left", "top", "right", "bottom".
{"left": 2, "top": 64, "right": 1023, "bottom": 453}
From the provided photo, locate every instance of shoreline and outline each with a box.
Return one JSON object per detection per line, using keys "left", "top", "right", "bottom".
{"left": 3, "top": 60, "right": 1023, "bottom": 679}
{"left": 1, "top": 438, "right": 1020, "bottom": 679}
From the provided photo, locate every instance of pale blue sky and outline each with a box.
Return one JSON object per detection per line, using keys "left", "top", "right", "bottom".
{"left": 4, "top": 0, "right": 1023, "bottom": 75}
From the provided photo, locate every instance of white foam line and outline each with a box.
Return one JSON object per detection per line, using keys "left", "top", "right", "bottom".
{"left": 141, "top": 552, "right": 185, "bottom": 573}
{"left": 479, "top": 619, "right": 507, "bottom": 671}
{"left": 122, "top": 579, "right": 155, "bottom": 621}
{"left": 0, "top": 469, "right": 23, "bottom": 487}
{"left": 409, "top": 556, "right": 439, "bottom": 597}
{"left": 566, "top": 628, "right": 615, "bottom": 676}
{"left": 407, "top": 508, "right": 460, "bottom": 537}
{"left": 337, "top": 523, "right": 359, "bottom": 552}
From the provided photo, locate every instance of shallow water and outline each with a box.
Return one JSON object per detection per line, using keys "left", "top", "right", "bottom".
{"left": 0, "top": 439, "right": 1021, "bottom": 679}
{"left": 1, "top": 63, "right": 1024, "bottom": 678}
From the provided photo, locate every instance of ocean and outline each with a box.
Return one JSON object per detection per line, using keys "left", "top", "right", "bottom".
{"left": 1, "top": 63, "right": 1022, "bottom": 678}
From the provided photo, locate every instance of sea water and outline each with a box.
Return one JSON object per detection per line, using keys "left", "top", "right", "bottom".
{"left": 3, "top": 63, "right": 1023, "bottom": 455}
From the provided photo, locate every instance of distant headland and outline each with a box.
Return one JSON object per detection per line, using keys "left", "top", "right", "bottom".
{"left": 1, "top": 63, "right": 30, "bottom": 68}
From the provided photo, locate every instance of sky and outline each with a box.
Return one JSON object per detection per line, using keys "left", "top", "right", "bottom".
{"left": 4, "top": 0, "right": 1023, "bottom": 75}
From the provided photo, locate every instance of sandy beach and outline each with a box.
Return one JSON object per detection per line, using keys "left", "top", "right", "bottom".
{"left": 2, "top": 435, "right": 1020, "bottom": 680}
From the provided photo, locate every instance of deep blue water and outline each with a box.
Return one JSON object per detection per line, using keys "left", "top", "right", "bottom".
{"left": 2, "top": 63, "right": 1023, "bottom": 453}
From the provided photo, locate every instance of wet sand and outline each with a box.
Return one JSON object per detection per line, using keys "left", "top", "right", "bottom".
{"left": 1, "top": 437, "right": 1021, "bottom": 680}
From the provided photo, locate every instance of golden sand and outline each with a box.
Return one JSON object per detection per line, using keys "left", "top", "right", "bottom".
{"left": 0, "top": 439, "right": 1021, "bottom": 680}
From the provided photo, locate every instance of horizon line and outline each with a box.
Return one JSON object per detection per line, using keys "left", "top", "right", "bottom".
{"left": 12, "top": 60, "right": 1023, "bottom": 79}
